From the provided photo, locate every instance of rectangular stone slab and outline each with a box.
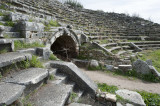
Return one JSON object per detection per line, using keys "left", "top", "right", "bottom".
{"left": 31, "top": 83, "right": 73, "bottom": 106}
{"left": 50, "top": 61, "right": 97, "bottom": 97}
{"left": 0, "top": 52, "right": 32, "bottom": 68}
{"left": 0, "top": 82, "right": 25, "bottom": 105}
{"left": 4, "top": 68, "right": 48, "bottom": 85}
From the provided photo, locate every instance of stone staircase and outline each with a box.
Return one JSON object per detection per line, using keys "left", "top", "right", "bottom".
{"left": 0, "top": 49, "right": 98, "bottom": 106}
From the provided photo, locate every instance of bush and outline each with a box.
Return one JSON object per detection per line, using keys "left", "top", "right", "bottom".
{"left": 64, "top": 0, "right": 83, "bottom": 9}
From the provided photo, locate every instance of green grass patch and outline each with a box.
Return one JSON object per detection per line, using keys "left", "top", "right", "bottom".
{"left": 5, "top": 21, "right": 15, "bottom": 27}
{"left": 0, "top": 22, "right": 4, "bottom": 25}
{"left": 44, "top": 20, "right": 60, "bottom": 32}
{"left": 137, "top": 91, "right": 160, "bottom": 106}
{"left": 49, "top": 75, "right": 54, "bottom": 80}
{"left": 97, "top": 83, "right": 118, "bottom": 94}
{"left": 0, "top": 48, "right": 8, "bottom": 54}
{"left": 100, "top": 39, "right": 109, "bottom": 44}
{"left": 0, "top": 12, "right": 4, "bottom": 16}
{"left": 20, "top": 55, "right": 43, "bottom": 68}
{"left": 49, "top": 54, "right": 58, "bottom": 60}
{"left": 69, "top": 92, "right": 78, "bottom": 102}
{"left": 14, "top": 41, "right": 45, "bottom": 51}
{"left": 138, "top": 50, "right": 160, "bottom": 73}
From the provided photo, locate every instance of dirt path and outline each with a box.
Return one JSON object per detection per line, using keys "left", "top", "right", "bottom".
{"left": 81, "top": 69, "right": 160, "bottom": 94}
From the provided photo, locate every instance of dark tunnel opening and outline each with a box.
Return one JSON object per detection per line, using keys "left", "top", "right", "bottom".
{"left": 51, "top": 35, "right": 78, "bottom": 61}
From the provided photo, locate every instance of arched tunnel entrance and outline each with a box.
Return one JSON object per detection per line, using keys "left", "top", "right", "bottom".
{"left": 51, "top": 35, "right": 79, "bottom": 61}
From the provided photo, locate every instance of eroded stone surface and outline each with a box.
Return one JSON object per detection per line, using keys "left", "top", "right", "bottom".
{"left": 69, "top": 103, "right": 91, "bottom": 106}
{"left": 0, "top": 82, "right": 25, "bottom": 105}
{"left": 116, "top": 89, "right": 146, "bottom": 106}
{"left": 132, "top": 59, "right": 151, "bottom": 74}
{"left": 31, "top": 83, "right": 73, "bottom": 106}
{"left": 4, "top": 68, "right": 48, "bottom": 85}
{"left": 0, "top": 52, "right": 32, "bottom": 68}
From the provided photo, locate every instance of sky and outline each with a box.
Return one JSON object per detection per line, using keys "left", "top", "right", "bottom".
{"left": 77, "top": 0, "right": 160, "bottom": 24}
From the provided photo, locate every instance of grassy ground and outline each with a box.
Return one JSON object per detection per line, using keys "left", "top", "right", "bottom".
{"left": 138, "top": 50, "right": 160, "bottom": 72}
{"left": 98, "top": 83, "right": 160, "bottom": 105}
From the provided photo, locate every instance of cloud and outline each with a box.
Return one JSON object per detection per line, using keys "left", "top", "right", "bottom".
{"left": 79, "top": 0, "right": 160, "bottom": 23}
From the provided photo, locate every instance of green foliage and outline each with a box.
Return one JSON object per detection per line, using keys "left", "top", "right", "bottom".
{"left": 137, "top": 91, "right": 160, "bottom": 106}
{"left": 138, "top": 50, "right": 160, "bottom": 72}
{"left": 49, "top": 75, "right": 54, "bottom": 80}
{"left": 14, "top": 41, "right": 45, "bottom": 51}
{"left": 116, "top": 95, "right": 129, "bottom": 103}
{"left": 44, "top": 20, "right": 60, "bottom": 32}
{"left": 0, "top": 12, "right": 4, "bottom": 16}
{"left": 0, "top": 5, "right": 6, "bottom": 10}
{"left": 0, "top": 22, "right": 4, "bottom": 25}
{"left": 49, "top": 20, "right": 60, "bottom": 27}
{"left": 0, "top": 72, "right": 2, "bottom": 80}
{"left": 69, "top": 92, "right": 78, "bottom": 102}
{"left": 49, "top": 54, "right": 58, "bottom": 60}
{"left": 30, "top": 55, "right": 43, "bottom": 68}
{"left": 88, "top": 65, "right": 102, "bottom": 71}
{"left": 20, "top": 56, "right": 43, "bottom": 68}
{"left": 114, "top": 70, "right": 160, "bottom": 83}
{"left": 0, "top": 48, "right": 7, "bottom": 54}
{"left": 5, "top": 21, "right": 15, "bottom": 27}
{"left": 97, "top": 83, "right": 118, "bottom": 94}
{"left": 64, "top": 0, "right": 83, "bottom": 9}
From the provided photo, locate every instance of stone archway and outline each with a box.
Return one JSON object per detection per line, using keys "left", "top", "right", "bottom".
{"left": 50, "top": 27, "right": 80, "bottom": 60}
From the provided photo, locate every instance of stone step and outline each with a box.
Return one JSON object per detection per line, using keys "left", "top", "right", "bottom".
{"left": 0, "top": 82, "right": 25, "bottom": 105}
{"left": 108, "top": 46, "right": 122, "bottom": 52}
{"left": 0, "top": 52, "right": 32, "bottom": 68}
{"left": 101, "top": 43, "right": 117, "bottom": 47}
{"left": 137, "top": 44, "right": 160, "bottom": 48}
{"left": 4, "top": 32, "right": 21, "bottom": 38}
{"left": 0, "top": 39, "right": 14, "bottom": 52}
{"left": 69, "top": 103, "right": 91, "bottom": 106}
{"left": 4, "top": 68, "right": 48, "bottom": 86}
{"left": 116, "top": 50, "right": 127, "bottom": 56}
{"left": 17, "top": 48, "right": 36, "bottom": 55}
{"left": 30, "top": 83, "right": 74, "bottom": 106}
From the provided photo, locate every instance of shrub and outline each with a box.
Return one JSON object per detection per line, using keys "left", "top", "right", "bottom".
{"left": 64, "top": 0, "right": 83, "bottom": 9}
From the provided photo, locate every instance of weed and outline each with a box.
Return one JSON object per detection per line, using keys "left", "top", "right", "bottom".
{"left": 88, "top": 66, "right": 102, "bottom": 71}
{"left": 49, "top": 20, "right": 60, "bottom": 27}
{"left": 20, "top": 55, "right": 43, "bottom": 68}
{"left": 49, "top": 75, "right": 54, "bottom": 80}
{"left": 0, "top": 48, "right": 7, "bottom": 54}
{"left": 69, "top": 92, "right": 78, "bottom": 102}
{"left": 0, "top": 12, "right": 4, "bottom": 16}
{"left": 0, "top": 22, "right": 4, "bottom": 25}
{"left": 30, "top": 55, "right": 43, "bottom": 68}
{"left": 49, "top": 54, "right": 58, "bottom": 60}
{"left": 5, "top": 21, "right": 15, "bottom": 27}
{"left": 97, "top": 83, "right": 118, "bottom": 94}
{"left": 137, "top": 91, "right": 160, "bottom": 106}
{"left": 14, "top": 41, "right": 45, "bottom": 51}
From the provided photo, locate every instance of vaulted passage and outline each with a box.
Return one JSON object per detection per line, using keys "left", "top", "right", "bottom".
{"left": 51, "top": 35, "right": 78, "bottom": 60}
